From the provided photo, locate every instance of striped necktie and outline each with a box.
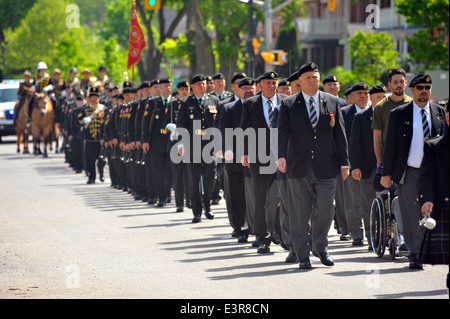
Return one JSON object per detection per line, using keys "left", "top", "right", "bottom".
{"left": 268, "top": 99, "right": 274, "bottom": 126}
{"left": 309, "top": 97, "right": 318, "bottom": 131}
{"left": 421, "top": 108, "right": 431, "bottom": 139}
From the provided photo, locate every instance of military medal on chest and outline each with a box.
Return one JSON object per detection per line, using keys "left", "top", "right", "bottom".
{"left": 330, "top": 111, "right": 335, "bottom": 128}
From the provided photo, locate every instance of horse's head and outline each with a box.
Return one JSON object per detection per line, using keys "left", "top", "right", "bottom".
{"left": 34, "top": 93, "right": 48, "bottom": 117}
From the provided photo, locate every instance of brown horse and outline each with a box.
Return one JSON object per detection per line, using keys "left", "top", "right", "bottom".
{"left": 14, "top": 87, "right": 34, "bottom": 153}
{"left": 31, "top": 93, "right": 55, "bottom": 157}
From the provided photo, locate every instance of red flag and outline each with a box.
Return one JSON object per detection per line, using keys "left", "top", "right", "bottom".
{"left": 127, "top": 3, "right": 147, "bottom": 68}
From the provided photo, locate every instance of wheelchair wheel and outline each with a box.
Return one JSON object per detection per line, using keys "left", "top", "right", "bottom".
{"left": 370, "top": 195, "right": 386, "bottom": 258}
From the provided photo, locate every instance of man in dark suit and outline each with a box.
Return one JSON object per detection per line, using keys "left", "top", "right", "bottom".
{"left": 382, "top": 74, "right": 448, "bottom": 269}
{"left": 278, "top": 62, "right": 349, "bottom": 269}
{"left": 211, "top": 72, "right": 247, "bottom": 205}
{"left": 341, "top": 82, "right": 370, "bottom": 246}
{"left": 217, "top": 77, "right": 256, "bottom": 243}
{"left": 240, "top": 71, "right": 287, "bottom": 253}
{"left": 350, "top": 84, "right": 387, "bottom": 248}
{"left": 177, "top": 74, "right": 220, "bottom": 223}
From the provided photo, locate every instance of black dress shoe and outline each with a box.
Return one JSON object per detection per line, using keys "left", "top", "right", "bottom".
{"left": 176, "top": 206, "right": 184, "bottom": 212}
{"left": 316, "top": 252, "right": 335, "bottom": 266}
{"left": 237, "top": 234, "right": 248, "bottom": 243}
{"left": 157, "top": 201, "right": 166, "bottom": 208}
{"left": 204, "top": 209, "right": 214, "bottom": 220}
{"left": 285, "top": 250, "right": 297, "bottom": 263}
{"left": 299, "top": 258, "right": 312, "bottom": 269}
{"left": 340, "top": 233, "right": 352, "bottom": 241}
{"left": 257, "top": 243, "right": 270, "bottom": 253}
{"left": 148, "top": 198, "right": 156, "bottom": 205}
{"left": 352, "top": 238, "right": 364, "bottom": 246}
{"left": 192, "top": 215, "right": 201, "bottom": 223}
{"left": 87, "top": 179, "right": 95, "bottom": 184}
{"left": 409, "top": 256, "right": 423, "bottom": 270}
{"left": 186, "top": 201, "right": 192, "bottom": 209}
{"left": 99, "top": 175, "right": 105, "bottom": 182}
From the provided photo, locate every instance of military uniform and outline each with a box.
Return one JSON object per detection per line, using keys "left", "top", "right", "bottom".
{"left": 80, "top": 87, "right": 106, "bottom": 184}
{"left": 141, "top": 87, "right": 172, "bottom": 207}
{"left": 176, "top": 75, "right": 220, "bottom": 222}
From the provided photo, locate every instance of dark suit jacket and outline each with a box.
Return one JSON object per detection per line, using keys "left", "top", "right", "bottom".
{"left": 382, "top": 101, "right": 447, "bottom": 183}
{"left": 240, "top": 93, "right": 286, "bottom": 175}
{"left": 349, "top": 106, "right": 376, "bottom": 178}
{"left": 218, "top": 98, "right": 244, "bottom": 172}
{"left": 278, "top": 91, "right": 349, "bottom": 180}
{"left": 341, "top": 104, "right": 357, "bottom": 147}
{"left": 419, "top": 132, "right": 449, "bottom": 216}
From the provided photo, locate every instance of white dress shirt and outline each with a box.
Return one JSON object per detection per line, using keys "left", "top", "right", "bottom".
{"left": 407, "top": 101, "right": 431, "bottom": 168}
{"left": 302, "top": 91, "right": 320, "bottom": 124}
{"left": 261, "top": 94, "right": 278, "bottom": 128}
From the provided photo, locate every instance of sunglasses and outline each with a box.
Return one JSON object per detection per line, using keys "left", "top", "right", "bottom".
{"left": 415, "top": 85, "right": 432, "bottom": 91}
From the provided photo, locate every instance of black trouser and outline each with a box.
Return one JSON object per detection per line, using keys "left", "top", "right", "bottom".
{"left": 134, "top": 148, "right": 147, "bottom": 198}
{"left": 251, "top": 172, "right": 277, "bottom": 246}
{"left": 71, "top": 138, "right": 83, "bottom": 172}
{"left": 170, "top": 160, "right": 186, "bottom": 207}
{"left": 84, "top": 141, "right": 105, "bottom": 181}
{"left": 224, "top": 169, "right": 248, "bottom": 236}
{"left": 144, "top": 151, "right": 157, "bottom": 200}
{"left": 212, "top": 162, "right": 224, "bottom": 199}
{"left": 186, "top": 161, "right": 215, "bottom": 217}
{"left": 150, "top": 151, "right": 170, "bottom": 202}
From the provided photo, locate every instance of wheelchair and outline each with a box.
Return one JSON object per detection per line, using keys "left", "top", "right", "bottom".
{"left": 369, "top": 189, "right": 410, "bottom": 259}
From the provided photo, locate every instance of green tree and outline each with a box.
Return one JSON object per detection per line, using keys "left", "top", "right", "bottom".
{"left": 274, "top": 24, "right": 301, "bottom": 78}
{"left": 348, "top": 30, "right": 399, "bottom": 85}
{"left": 395, "top": 0, "right": 449, "bottom": 71}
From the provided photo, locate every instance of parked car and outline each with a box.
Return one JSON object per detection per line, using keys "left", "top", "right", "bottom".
{"left": 0, "top": 79, "right": 20, "bottom": 141}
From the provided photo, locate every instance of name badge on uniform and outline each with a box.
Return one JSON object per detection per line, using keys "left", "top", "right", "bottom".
{"left": 330, "top": 111, "right": 335, "bottom": 127}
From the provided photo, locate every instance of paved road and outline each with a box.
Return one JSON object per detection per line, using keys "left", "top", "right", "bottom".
{"left": 0, "top": 136, "right": 448, "bottom": 302}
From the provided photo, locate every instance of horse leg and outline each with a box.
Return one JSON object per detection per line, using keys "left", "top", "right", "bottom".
{"left": 16, "top": 130, "right": 22, "bottom": 153}
{"left": 23, "top": 131, "right": 30, "bottom": 154}
{"left": 43, "top": 137, "right": 48, "bottom": 158}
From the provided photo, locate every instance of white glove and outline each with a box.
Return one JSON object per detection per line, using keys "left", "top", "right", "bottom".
{"left": 166, "top": 123, "right": 177, "bottom": 132}
{"left": 83, "top": 117, "right": 91, "bottom": 126}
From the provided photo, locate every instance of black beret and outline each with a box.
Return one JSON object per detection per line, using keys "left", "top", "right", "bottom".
{"left": 231, "top": 72, "right": 247, "bottom": 83}
{"left": 191, "top": 74, "right": 206, "bottom": 85}
{"left": 259, "top": 71, "right": 278, "bottom": 81}
{"left": 159, "top": 78, "right": 172, "bottom": 84}
{"left": 177, "top": 81, "right": 190, "bottom": 89}
{"left": 123, "top": 87, "right": 133, "bottom": 94}
{"left": 287, "top": 71, "right": 299, "bottom": 83}
{"left": 117, "top": 93, "right": 124, "bottom": 100}
{"left": 98, "top": 65, "right": 107, "bottom": 72}
{"left": 409, "top": 73, "right": 432, "bottom": 87}
{"left": 322, "top": 74, "right": 339, "bottom": 84}
{"left": 369, "top": 84, "right": 387, "bottom": 95}
{"left": 122, "top": 81, "right": 133, "bottom": 89}
{"left": 150, "top": 79, "right": 160, "bottom": 87}
{"left": 352, "top": 82, "right": 369, "bottom": 91}
{"left": 138, "top": 81, "right": 151, "bottom": 89}
{"left": 238, "top": 77, "right": 255, "bottom": 88}
{"left": 278, "top": 78, "right": 290, "bottom": 87}
{"left": 344, "top": 86, "right": 354, "bottom": 97}
{"left": 298, "top": 62, "right": 319, "bottom": 77}
{"left": 212, "top": 73, "right": 225, "bottom": 80}
{"left": 205, "top": 75, "right": 213, "bottom": 82}
{"left": 88, "top": 86, "right": 100, "bottom": 97}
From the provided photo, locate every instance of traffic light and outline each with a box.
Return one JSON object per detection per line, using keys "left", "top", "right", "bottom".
{"left": 252, "top": 38, "right": 259, "bottom": 55}
{"left": 261, "top": 51, "right": 288, "bottom": 65}
{"left": 261, "top": 52, "right": 276, "bottom": 64}
{"left": 144, "top": 0, "right": 161, "bottom": 10}
{"left": 327, "top": 0, "right": 336, "bottom": 12}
